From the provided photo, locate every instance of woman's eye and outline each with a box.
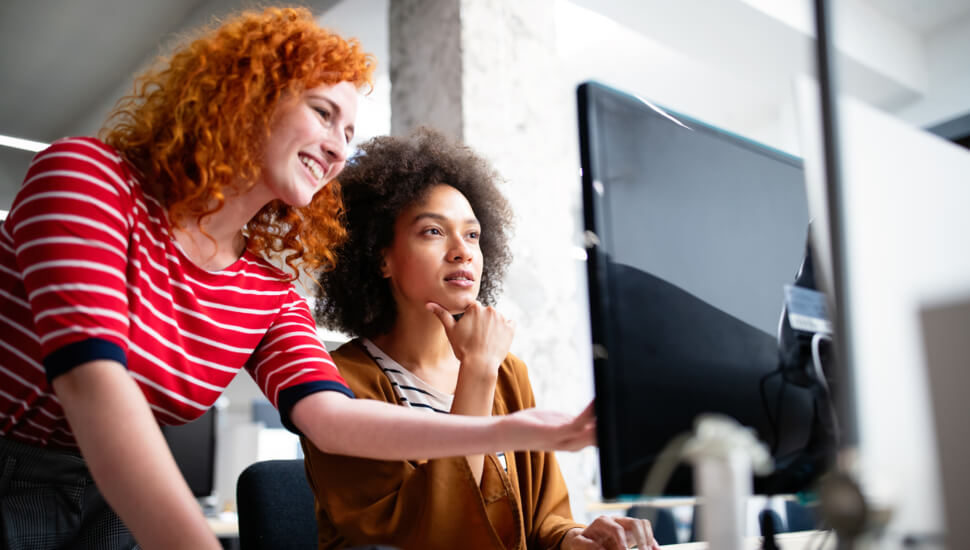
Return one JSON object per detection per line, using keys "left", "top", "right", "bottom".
{"left": 468, "top": 231, "right": 480, "bottom": 240}
{"left": 314, "top": 107, "right": 332, "bottom": 122}
{"left": 424, "top": 227, "right": 442, "bottom": 236}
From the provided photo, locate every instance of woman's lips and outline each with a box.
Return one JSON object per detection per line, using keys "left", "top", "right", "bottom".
{"left": 299, "top": 153, "right": 327, "bottom": 182}
{"left": 444, "top": 270, "right": 475, "bottom": 288}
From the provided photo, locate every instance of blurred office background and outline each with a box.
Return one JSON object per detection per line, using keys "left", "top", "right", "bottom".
{"left": 2, "top": 0, "right": 968, "bottom": 535}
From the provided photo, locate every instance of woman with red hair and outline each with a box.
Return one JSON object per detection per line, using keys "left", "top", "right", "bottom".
{"left": 0, "top": 8, "right": 592, "bottom": 549}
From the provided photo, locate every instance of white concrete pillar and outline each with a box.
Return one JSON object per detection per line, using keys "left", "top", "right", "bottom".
{"left": 389, "top": 0, "right": 598, "bottom": 521}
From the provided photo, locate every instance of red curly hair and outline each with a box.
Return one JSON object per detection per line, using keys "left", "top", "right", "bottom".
{"left": 100, "top": 6, "right": 375, "bottom": 279}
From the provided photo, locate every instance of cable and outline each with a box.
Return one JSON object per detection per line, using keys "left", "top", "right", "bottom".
{"left": 809, "top": 332, "right": 841, "bottom": 447}
{"left": 639, "top": 433, "right": 692, "bottom": 497}
{"left": 810, "top": 332, "right": 832, "bottom": 394}
{"left": 773, "top": 377, "right": 788, "bottom": 457}
{"left": 759, "top": 370, "right": 783, "bottom": 455}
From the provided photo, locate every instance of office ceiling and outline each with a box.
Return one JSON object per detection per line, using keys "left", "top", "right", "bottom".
{"left": 3, "top": 0, "right": 970, "bottom": 142}
{"left": 875, "top": 0, "right": 970, "bottom": 30}
{"left": 0, "top": 0, "right": 342, "bottom": 143}
{"left": 0, "top": 0, "right": 342, "bottom": 205}
{"left": 2, "top": 0, "right": 969, "bottom": 205}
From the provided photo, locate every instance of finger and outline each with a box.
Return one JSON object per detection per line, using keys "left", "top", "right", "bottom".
{"left": 566, "top": 420, "right": 597, "bottom": 451}
{"left": 425, "top": 302, "right": 456, "bottom": 331}
{"left": 613, "top": 518, "right": 638, "bottom": 548}
{"left": 576, "top": 400, "right": 596, "bottom": 423}
{"left": 570, "top": 536, "right": 604, "bottom": 550}
{"left": 587, "top": 518, "right": 627, "bottom": 550}
{"left": 642, "top": 519, "right": 658, "bottom": 550}
{"left": 617, "top": 517, "right": 649, "bottom": 549}
{"left": 632, "top": 519, "right": 649, "bottom": 549}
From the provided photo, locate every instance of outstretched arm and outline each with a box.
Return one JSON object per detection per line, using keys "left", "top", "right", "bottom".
{"left": 53, "top": 360, "right": 222, "bottom": 550}
{"left": 292, "top": 391, "right": 594, "bottom": 460}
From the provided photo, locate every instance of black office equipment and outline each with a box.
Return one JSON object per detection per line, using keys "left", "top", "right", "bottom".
{"left": 578, "top": 80, "right": 832, "bottom": 500}
{"left": 161, "top": 407, "right": 218, "bottom": 501}
{"left": 237, "top": 459, "right": 317, "bottom": 550}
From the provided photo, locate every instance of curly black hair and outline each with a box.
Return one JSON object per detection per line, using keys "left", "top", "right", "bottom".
{"left": 314, "top": 127, "right": 514, "bottom": 338}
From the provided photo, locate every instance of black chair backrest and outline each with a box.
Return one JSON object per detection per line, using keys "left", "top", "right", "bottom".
{"left": 236, "top": 459, "right": 317, "bottom": 550}
{"left": 627, "top": 504, "right": 680, "bottom": 545}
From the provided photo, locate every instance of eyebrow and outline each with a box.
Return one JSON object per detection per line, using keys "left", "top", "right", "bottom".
{"left": 411, "top": 212, "right": 480, "bottom": 226}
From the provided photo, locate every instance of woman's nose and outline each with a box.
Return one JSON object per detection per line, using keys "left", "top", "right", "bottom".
{"left": 322, "top": 129, "right": 348, "bottom": 163}
{"left": 449, "top": 239, "right": 472, "bottom": 262}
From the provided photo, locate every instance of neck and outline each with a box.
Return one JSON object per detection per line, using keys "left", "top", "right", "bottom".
{"left": 371, "top": 305, "right": 457, "bottom": 374}
{"left": 172, "top": 180, "right": 273, "bottom": 271}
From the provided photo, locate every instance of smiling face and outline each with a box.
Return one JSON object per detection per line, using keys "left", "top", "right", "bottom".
{"left": 381, "top": 184, "right": 484, "bottom": 315}
{"left": 257, "top": 81, "right": 358, "bottom": 207}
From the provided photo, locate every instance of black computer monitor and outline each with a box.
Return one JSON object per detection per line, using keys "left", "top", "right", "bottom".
{"left": 160, "top": 407, "right": 217, "bottom": 500}
{"left": 578, "top": 81, "right": 833, "bottom": 500}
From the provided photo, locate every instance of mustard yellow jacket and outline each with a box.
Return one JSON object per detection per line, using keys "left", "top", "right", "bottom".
{"left": 301, "top": 339, "right": 583, "bottom": 550}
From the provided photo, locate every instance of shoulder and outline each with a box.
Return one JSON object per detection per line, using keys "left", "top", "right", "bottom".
{"left": 33, "top": 137, "right": 128, "bottom": 179}
{"left": 41, "top": 136, "right": 121, "bottom": 160}
{"left": 495, "top": 352, "right": 535, "bottom": 412}
{"left": 23, "top": 137, "right": 139, "bottom": 204}
{"left": 499, "top": 352, "right": 532, "bottom": 387}
{"left": 331, "top": 340, "right": 397, "bottom": 402}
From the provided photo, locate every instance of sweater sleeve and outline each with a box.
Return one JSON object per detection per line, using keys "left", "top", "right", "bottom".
{"left": 504, "top": 357, "right": 585, "bottom": 550}
{"left": 300, "top": 341, "right": 509, "bottom": 550}
{"left": 528, "top": 452, "right": 583, "bottom": 549}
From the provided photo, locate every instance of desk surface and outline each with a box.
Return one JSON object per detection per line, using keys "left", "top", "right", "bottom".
{"left": 206, "top": 514, "right": 239, "bottom": 538}
{"left": 663, "top": 531, "right": 833, "bottom": 549}
{"left": 207, "top": 513, "right": 828, "bottom": 549}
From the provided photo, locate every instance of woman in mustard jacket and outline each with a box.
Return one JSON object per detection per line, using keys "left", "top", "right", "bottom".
{"left": 303, "top": 128, "right": 659, "bottom": 550}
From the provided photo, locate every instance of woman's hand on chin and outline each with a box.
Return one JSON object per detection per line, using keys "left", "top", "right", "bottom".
{"left": 426, "top": 300, "right": 513, "bottom": 374}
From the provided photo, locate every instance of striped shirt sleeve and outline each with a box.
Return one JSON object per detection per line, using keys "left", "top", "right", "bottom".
{"left": 247, "top": 288, "right": 353, "bottom": 433}
{"left": 7, "top": 138, "right": 133, "bottom": 380}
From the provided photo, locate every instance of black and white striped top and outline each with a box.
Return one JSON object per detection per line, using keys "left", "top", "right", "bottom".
{"left": 361, "top": 339, "right": 453, "bottom": 413}
{"left": 360, "top": 338, "right": 507, "bottom": 470}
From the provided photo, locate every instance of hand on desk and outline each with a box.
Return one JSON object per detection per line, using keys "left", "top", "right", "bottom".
{"left": 562, "top": 516, "right": 661, "bottom": 550}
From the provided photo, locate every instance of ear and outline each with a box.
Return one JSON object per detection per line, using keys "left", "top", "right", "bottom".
{"left": 379, "top": 251, "right": 392, "bottom": 279}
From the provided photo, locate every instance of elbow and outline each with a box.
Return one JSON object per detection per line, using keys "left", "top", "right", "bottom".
{"left": 291, "top": 391, "right": 351, "bottom": 454}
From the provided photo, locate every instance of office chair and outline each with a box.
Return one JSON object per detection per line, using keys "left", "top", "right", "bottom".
{"left": 236, "top": 459, "right": 318, "bottom": 550}
{"left": 236, "top": 459, "right": 399, "bottom": 550}
{"left": 785, "top": 499, "right": 819, "bottom": 532}
{"left": 626, "top": 504, "right": 680, "bottom": 545}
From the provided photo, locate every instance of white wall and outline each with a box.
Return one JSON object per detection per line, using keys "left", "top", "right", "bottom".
{"left": 896, "top": 13, "right": 970, "bottom": 127}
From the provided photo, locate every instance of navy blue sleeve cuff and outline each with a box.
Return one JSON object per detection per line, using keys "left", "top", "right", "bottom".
{"left": 278, "top": 381, "right": 355, "bottom": 435}
{"left": 44, "top": 338, "right": 127, "bottom": 384}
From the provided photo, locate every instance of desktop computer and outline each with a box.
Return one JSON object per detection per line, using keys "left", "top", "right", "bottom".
{"left": 577, "top": 80, "right": 836, "bottom": 504}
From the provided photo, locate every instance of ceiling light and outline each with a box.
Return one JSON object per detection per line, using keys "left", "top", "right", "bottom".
{"left": 0, "top": 134, "right": 50, "bottom": 152}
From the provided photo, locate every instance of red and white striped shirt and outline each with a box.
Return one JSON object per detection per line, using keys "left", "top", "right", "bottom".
{"left": 0, "top": 137, "right": 351, "bottom": 450}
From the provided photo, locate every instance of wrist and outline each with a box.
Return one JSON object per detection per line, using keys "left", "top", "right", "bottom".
{"left": 560, "top": 528, "right": 582, "bottom": 549}
{"left": 496, "top": 411, "right": 543, "bottom": 451}
{"left": 458, "top": 356, "right": 501, "bottom": 380}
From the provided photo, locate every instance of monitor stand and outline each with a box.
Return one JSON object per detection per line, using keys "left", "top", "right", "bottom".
{"left": 683, "top": 415, "right": 772, "bottom": 550}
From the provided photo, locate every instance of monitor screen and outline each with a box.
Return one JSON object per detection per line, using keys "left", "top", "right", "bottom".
{"left": 578, "top": 81, "right": 827, "bottom": 499}
{"left": 160, "top": 407, "right": 217, "bottom": 499}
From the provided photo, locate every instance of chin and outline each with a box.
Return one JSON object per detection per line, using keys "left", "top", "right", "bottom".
{"left": 446, "top": 295, "right": 477, "bottom": 314}
{"left": 286, "top": 187, "right": 320, "bottom": 208}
